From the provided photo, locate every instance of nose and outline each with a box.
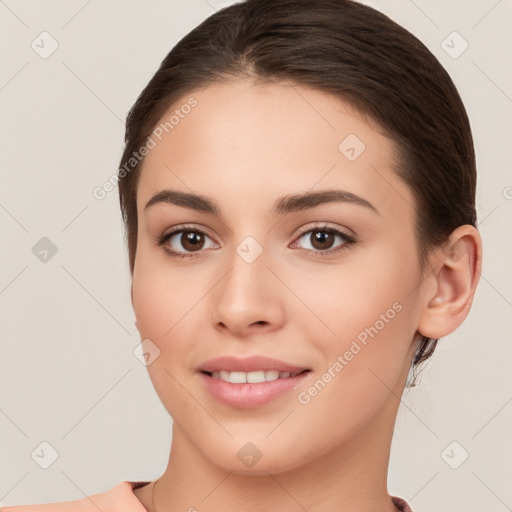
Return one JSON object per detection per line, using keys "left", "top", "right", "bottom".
{"left": 211, "top": 246, "right": 286, "bottom": 338}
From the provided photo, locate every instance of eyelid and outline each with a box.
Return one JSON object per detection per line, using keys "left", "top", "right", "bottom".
{"left": 160, "top": 223, "right": 219, "bottom": 243}
{"left": 289, "top": 222, "right": 356, "bottom": 255}
{"left": 293, "top": 222, "right": 355, "bottom": 240}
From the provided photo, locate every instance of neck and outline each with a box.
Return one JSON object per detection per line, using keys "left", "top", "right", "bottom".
{"left": 151, "top": 406, "right": 401, "bottom": 512}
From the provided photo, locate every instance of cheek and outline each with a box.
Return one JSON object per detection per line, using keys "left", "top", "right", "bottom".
{"left": 288, "top": 272, "right": 417, "bottom": 458}
{"left": 131, "top": 249, "right": 219, "bottom": 397}
{"left": 131, "top": 260, "right": 205, "bottom": 418}
{"left": 298, "top": 247, "right": 419, "bottom": 347}
{"left": 132, "top": 246, "right": 207, "bottom": 340}
{"left": 293, "top": 244, "right": 420, "bottom": 406}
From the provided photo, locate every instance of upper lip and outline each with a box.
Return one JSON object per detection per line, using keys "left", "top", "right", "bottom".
{"left": 198, "top": 355, "right": 309, "bottom": 373}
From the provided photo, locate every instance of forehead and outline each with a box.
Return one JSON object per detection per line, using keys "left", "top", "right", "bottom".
{"left": 136, "top": 80, "right": 415, "bottom": 222}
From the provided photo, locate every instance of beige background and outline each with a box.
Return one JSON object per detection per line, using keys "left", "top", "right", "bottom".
{"left": 0, "top": 0, "right": 511, "bottom": 510}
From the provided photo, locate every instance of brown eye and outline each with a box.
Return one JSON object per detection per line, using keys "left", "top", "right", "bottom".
{"left": 180, "top": 231, "right": 205, "bottom": 252}
{"left": 309, "top": 230, "right": 336, "bottom": 250}
{"left": 160, "top": 227, "right": 218, "bottom": 257}
{"left": 293, "top": 227, "right": 355, "bottom": 255}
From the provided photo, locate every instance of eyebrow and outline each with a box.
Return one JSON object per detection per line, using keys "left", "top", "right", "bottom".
{"left": 144, "top": 188, "right": 379, "bottom": 216}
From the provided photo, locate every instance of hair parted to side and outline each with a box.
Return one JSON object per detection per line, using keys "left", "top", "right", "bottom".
{"left": 118, "top": 0, "right": 477, "bottom": 371}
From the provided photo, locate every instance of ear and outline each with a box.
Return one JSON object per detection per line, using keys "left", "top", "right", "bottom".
{"left": 417, "top": 225, "right": 482, "bottom": 339}
{"left": 131, "top": 283, "right": 139, "bottom": 332}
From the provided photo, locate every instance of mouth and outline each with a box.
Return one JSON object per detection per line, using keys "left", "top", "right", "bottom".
{"left": 197, "top": 355, "right": 311, "bottom": 408}
{"left": 201, "top": 369, "right": 309, "bottom": 383}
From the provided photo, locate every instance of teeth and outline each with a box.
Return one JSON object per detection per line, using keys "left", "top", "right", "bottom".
{"left": 209, "top": 370, "right": 301, "bottom": 383}
{"left": 247, "top": 371, "right": 266, "bottom": 383}
{"left": 229, "top": 371, "right": 247, "bottom": 384}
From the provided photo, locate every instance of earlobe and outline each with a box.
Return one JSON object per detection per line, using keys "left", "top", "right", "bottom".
{"left": 417, "top": 225, "right": 482, "bottom": 340}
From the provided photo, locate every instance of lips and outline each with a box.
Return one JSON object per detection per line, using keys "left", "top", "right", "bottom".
{"left": 198, "top": 355, "right": 308, "bottom": 374}
{"left": 197, "top": 355, "right": 311, "bottom": 408}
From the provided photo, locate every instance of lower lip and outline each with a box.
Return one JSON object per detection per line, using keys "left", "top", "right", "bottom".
{"left": 198, "top": 371, "right": 310, "bottom": 408}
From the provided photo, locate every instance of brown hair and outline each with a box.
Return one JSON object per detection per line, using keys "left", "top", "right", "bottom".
{"left": 118, "top": 0, "right": 477, "bottom": 369}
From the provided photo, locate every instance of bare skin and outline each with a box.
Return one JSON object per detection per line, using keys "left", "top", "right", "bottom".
{"left": 131, "top": 80, "right": 481, "bottom": 511}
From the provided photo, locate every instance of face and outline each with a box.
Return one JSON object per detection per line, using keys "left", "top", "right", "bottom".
{"left": 131, "top": 80, "right": 426, "bottom": 475}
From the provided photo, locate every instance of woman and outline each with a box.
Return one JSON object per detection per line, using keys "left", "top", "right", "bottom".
{"left": 3, "top": 0, "right": 482, "bottom": 510}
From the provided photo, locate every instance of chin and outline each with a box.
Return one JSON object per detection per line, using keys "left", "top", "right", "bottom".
{"left": 200, "top": 438, "right": 311, "bottom": 477}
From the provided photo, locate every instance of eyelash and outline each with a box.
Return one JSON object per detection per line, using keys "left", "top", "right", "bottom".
{"left": 156, "top": 223, "right": 357, "bottom": 259}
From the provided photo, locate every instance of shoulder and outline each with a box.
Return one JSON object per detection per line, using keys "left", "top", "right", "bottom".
{"left": 0, "top": 481, "right": 151, "bottom": 512}
{"left": 391, "top": 495, "right": 414, "bottom": 512}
